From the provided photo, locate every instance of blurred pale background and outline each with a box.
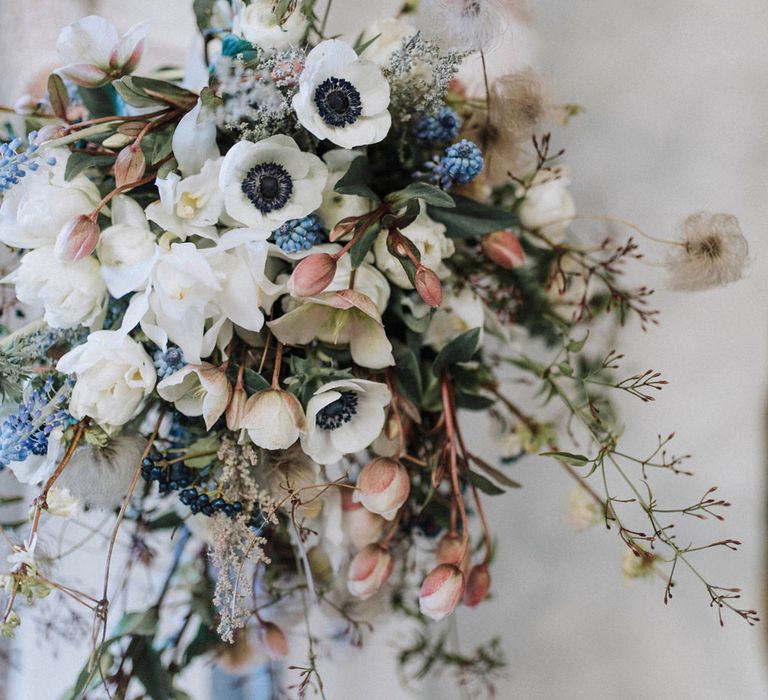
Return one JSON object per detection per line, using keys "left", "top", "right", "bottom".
{"left": 1, "top": 1, "right": 767, "bottom": 698}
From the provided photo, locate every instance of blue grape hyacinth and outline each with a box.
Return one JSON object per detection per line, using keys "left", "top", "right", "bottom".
{"left": 154, "top": 346, "right": 186, "bottom": 379}
{"left": 425, "top": 139, "right": 484, "bottom": 189}
{"left": 0, "top": 133, "right": 55, "bottom": 194}
{"left": 272, "top": 214, "right": 327, "bottom": 253}
{"left": 413, "top": 107, "right": 461, "bottom": 143}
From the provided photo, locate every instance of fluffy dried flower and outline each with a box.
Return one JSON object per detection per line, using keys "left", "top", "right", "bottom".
{"left": 666, "top": 212, "right": 749, "bottom": 291}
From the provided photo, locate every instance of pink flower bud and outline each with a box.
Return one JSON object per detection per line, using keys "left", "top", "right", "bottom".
{"left": 463, "top": 563, "right": 491, "bottom": 607}
{"left": 353, "top": 457, "right": 410, "bottom": 521}
{"left": 54, "top": 215, "right": 100, "bottom": 262}
{"left": 329, "top": 216, "right": 359, "bottom": 242}
{"left": 419, "top": 564, "right": 464, "bottom": 621}
{"left": 346, "top": 506, "right": 387, "bottom": 551}
{"left": 225, "top": 384, "right": 248, "bottom": 430}
{"left": 414, "top": 265, "right": 443, "bottom": 307}
{"left": 347, "top": 544, "right": 394, "bottom": 600}
{"left": 435, "top": 533, "right": 464, "bottom": 566}
{"left": 259, "top": 622, "right": 289, "bottom": 660}
{"left": 114, "top": 144, "right": 146, "bottom": 188}
{"left": 288, "top": 253, "right": 337, "bottom": 297}
{"left": 481, "top": 230, "right": 525, "bottom": 270}
{"left": 33, "top": 124, "right": 66, "bottom": 145}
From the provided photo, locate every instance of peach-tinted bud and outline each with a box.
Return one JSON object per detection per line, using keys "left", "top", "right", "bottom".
{"left": 353, "top": 457, "right": 410, "bottom": 521}
{"left": 347, "top": 506, "right": 387, "bottom": 551}
{"left": 435, "top": 533, "right": 464, "bottom": 566}
{"left": 347, "top": 544, "right": 394, "bottom": 600}
{"left": 481, "top": 230, "right": 525, "bottom": 270}
{"left": 225, "top": 384, "right": 248, "bottom": 430}
{"left": 241, "top": 388, "right": 306, "bottom": 450}
{"left": 419, "top": 563, "right": 464, "bottom": 621}
{"left": 114, "top": 144, "right": 146, "bottom": 188}
{"left": 307, "top": 545, "right": 334, "bottom": 585}
{"left": 260, "top": 622, "right": 289, "bottom": 660}
{"left": 54, "top": 215, "right": 100, "bottom": 262}
{"left": 463, "top": 563, "right": 491, "bottom": 607}
{"left": 329, "top": 216, "right": 359, "bottom": 242}
{"left": 414, "top": 265, "right": 443, "bottom": 307}
{"left": 287, "top": 253, "right": 337, "bottom": 297}
{"left": 33, "top": 124, "right": 66, "bottom": 145}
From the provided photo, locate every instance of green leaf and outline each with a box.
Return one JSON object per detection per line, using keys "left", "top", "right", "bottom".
{"left": 386, "top": 182, "right": 455, "bottom": 209}
{"left": 334, "top": 155, "right": 380, "bottom": 201}
{"left": 243, "top": 367, "right": 270, "bottom": 393}
{"left": 349, "top": 223, "right": 380, "bottom": 268}
{"left": 47, "top": 74, "right": 69, "bottom": 121}
{"left": 64, "top": 153, "right": 116, "bottom": 181}
{"left": 428, "top": 195, "right": 518, "bottom": 239}
{"left": 131, "top": 640, "right": 173, "bottom": 700}
{"left": 540, "top": 451, "right": 591, "bottom": 467}
{"left": 144, "top": 512, "right": 184, "bottom": 530}
{"left": 472, "top": 458, "right": 522, "bottom": 489}
{"left": 567, "top": 332, "right": 589, "bottom": 353}
{"left": 193, "top": 0, "right": 218, "bottom": 32}
{"left": 382, "top": 198, "right": 420, "bottom": 231}
{"left": 392, "top": 342, "right": 423, "bottom": 405}
{"left": 465, "top": 469, "right": 505, "bottom": 495}
{"left": 113, "top": 609, "right": 159, "bottom": 637}
{"left": 114, "top": 76, "right": 197, "bottom": 110}
{"left": 184, "top": 435, "right": 220, "bottom": 468}
{"left": 77, "top": 84, "right": 118, "bottom": 119}
{"left": 453, "top": 392, "right": 495, "bottom": 410}
{"left": 432, "top": 327, "right": 481, "bottom": 376}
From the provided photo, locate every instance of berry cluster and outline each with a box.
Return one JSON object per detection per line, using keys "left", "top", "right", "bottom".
{"left": 140, "top": 455, "right": 194, "bottom": 494}
{"left": 179, "top": 489, "right": 244, "bottom": 517}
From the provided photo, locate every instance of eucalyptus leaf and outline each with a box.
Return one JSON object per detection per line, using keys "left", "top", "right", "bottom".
{"left": 386, "top": 182, "right": 455, "bottom": 209}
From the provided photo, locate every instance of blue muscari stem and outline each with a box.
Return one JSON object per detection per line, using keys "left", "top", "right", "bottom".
{"left": 413, "top": 106, "right": 461, "bottom": 143}
{"left": 0, "top": 376, "right": 74, "bottom": 468}
{"left": 423, "top": 139, "right": 484, "bottom": 190}
{"left": 154, "top": 346, "right": 186, "bottom": 379}
{"left": 272, "top": 214, "right": 327, "bottom": 253}
{"left": 0, "top": 132, "right": 55, "bottom": 193}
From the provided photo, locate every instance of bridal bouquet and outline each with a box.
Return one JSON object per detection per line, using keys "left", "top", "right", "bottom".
{"left": 0, "top": 1, "right": 756, "bottom": 697}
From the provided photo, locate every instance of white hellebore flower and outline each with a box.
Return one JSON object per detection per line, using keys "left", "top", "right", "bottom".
{"left": 241, "top": 389, "right": 307, "bottom": 450}
{"left": 293, "top": 40, "right": 391, "bottom": 149}
{"left": 374, "top": 204, "right": 454, "bottom": 289}
{"left": 424, "top": 286, "right": 485, "bottom": 351}
{"left": 219, "top": 135, "right": 327, "bottom": 232}
{"left": 172, "top": 100, "right": 220, "bottom": 177}
{"left": 0, "top": 149, "right": 100, "bottom": 250}
{"left": 301, "top": 379, "right": 391, "bottom": 465}
{"left": 97, "top": 195, "right": 158, "bottom": 298}
{"left": 157, "top": 363, "right": 232, "bottom": 430}
{"left": 57, "top": 331, "right": 156, "bottom": 432}
{"left": 317, "top": 150, "right": 374, "bottom": 229}
{"left": 56, "top": 15, "right": 148, "bottom": 87}
{"left": 13, "top": 246, "right": 106, "bottom": 329}
{"left": 232, "top": 0, "right": 308, "bottom": 51}
{"left": 145, "top": 158, "right": 224, "bottom": 240}
{"left": 516, "top": 167, "right": 575, "bottom": 241}
{"left": 44, "top": 488, "right": 81, "bottom": 519}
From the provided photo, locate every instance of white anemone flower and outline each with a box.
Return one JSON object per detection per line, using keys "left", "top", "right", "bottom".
{"left": 56, "top": 15, "right": 148, "bottom": 87}
{"left": 301, "top": 379, "right": 391, "bottom": 465}
{"left": 293, "top": 40, "right": 391, "bottom": 149}
{"left": 145, "top": 158, "right": 224, "bottom": 241}
{"left": 219, "top": 135, "right": 327, "bottom": 232}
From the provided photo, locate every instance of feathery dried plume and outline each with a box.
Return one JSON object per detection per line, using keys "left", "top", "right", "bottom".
{"left": 421, "top": 0, "right": 505, "bottom": 52}
{"left": 666, "top": 211, "right": 749, "bottom": 291}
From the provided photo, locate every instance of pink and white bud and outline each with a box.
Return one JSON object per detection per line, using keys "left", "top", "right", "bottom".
{"left": 463, "top": 563, "right": 491, "bottom": 607}
{"left": 225, "top": 384, "right": 248, "bottom": 431}
{"left": 114, "top": 144, "right": 146, "bottom": 188}
{"left": 259, "top": 622, "right": 289, "bottom": 660}
{"left": 347, "top": 544, "right": 394, "bottom": 600}
{"left": 353, "top": 457, "right": 410, "bottom": 521}
{"left": 287, "top": 253, "right": 337, "bottom": 297}
{"left": 54, "top": 215, "right": 100, "bottom": 262}
{"left": 418, "top": 564, "right": 464, "bottom": 621}
{"left": 414, "top": 265, "right": 443, "bottom": 307}
{"left": 435, "top": 533, "right": 464, "bottom": 566}
{"left": 241, "top": 388, "right": 307, "bottom": 450}
{"left": 481, "top": 230, "right": 525, "bottom": 270}
{"left": 346, "top": 505, "right": 387, "bottom": 551}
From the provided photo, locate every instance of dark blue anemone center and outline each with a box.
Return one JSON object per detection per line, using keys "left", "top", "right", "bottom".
{"left": 241, "top": 162, "right": 293, "bottom": 213}
{"left": 314, "top": 77, "right": 363, "bottom": 128}
{"left": 316, "top": 391, "right": 359, "bottom": 430}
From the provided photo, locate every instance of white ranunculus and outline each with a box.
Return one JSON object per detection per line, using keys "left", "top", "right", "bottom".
{"left": 316, "top": 149, "right": 374, "bottom": 229}
{"left": 293, "top": 40, "right": 391, "bottom": 149}
{"left": 145, "top": 158, "right": 224, "bottom": 240}
{"left": 232, "top": 0, "right": 308, "bottom": 51}
{"left": 97, "top": 195, "right": 158, "bottom": 298}
{"left": 13, "top": 246, "right": 106, "bottom": 329}
{"left": 219, "top": 135, "right": 327, "bottom": 232}
{"left": 373, "top": 204, "right": 454, "bottom": 289}
{"left": 424, "top": 286, "right": 485, "bottom": 351}
{"left": 172, "top": 100, "right": 220, "bottom": 177}
{"left": 301, "top": 379, "right": 391, "bottom": 465}
{"left": 0, "top": 149, "right": 100, "bottom": 250}
{"left": 57, "top": 331, "right": 156, "bottom": 431}
{"left": 56, "top": 15, "right": 148, "bottom": 87}
{"left": 157, "top": 363, "right": 232, "bottom": 430}
{"left": 354, "top": 18, "right": 417, "bottom": 66}
{"left": 516, "top": 168, "right": 575, "bottom": 241}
